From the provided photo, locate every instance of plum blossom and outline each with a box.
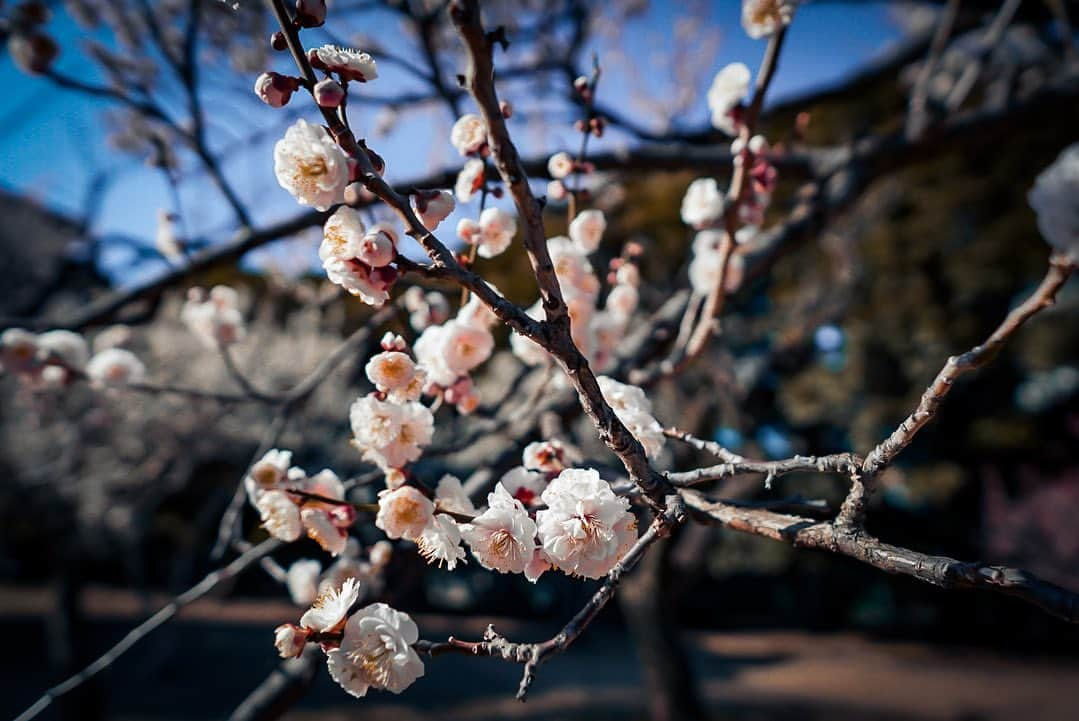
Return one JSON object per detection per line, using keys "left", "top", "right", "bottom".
{"left": 680, "top": 178, "right": 725, "bottom": 229}
{"left": 1, "top": 328, "right": 40, "bottom": 374}
{"left": 707, "top": 62, "right": 750, "bottom": 134}
{"left": 548, "top": 151, "right": 574, "bottom": 179}
{"left": 274, "top": 119, "right": 349, "bottom": 211}
{"left": 597, "top": 376, "right": 665, "bottom": 458}
{"left": 254, "top": 71, "right": 299, "bottom": 107}
{"left": 181, "top": 285, "right": 246, "bottom": 348}
{"left": 536, "top": 468, "right": 637, "bottom": 579}
{"left": 459, "top": 484, "right": 537, "bottom": 574}
{"left": 37, "top": 330, "right": 89, "bottom": 370}
{"left": 417, "top": 514, "right": 466, "bottom": 570}
{"left": 85, "top": 348, "right": 145, "bottom": 386}
{"left": 350, "top": 396, "right": 434, "bottom": 470}
{"left": 569, "top": 209, "right": 606, "bottom": 253}
{"left": 257, "top": 490, "right": 303, "bottom": 542}
{"left": 455, "top": 158, "right": 485, "bottom": 202}
{"left": 308, "top": 45, "right": 378, "bottom": 82}
{"left": 742, "top": 0, "right": 797, "bottom": 39}
{"left": 300, "top": 577, "right": 361, "bottom": 632}
{"left": 450, "top": 113, "right": 487, "bottom": 155}
{"left": 1028, "top": 142, "right": 1079, "bottom": 259}
{"left": 412, "top": 190, "right": 455, "bottom": 231}
{"left": 287, "top": 559, "right": 323, "bottom": 606}
{"left": 375, "top": 486, "right": 435, "bottom": 541}
{"left": 402, "top": 287, "right": 450, "bottom": 332}
{"left": 689, "top": 230, "right": 747, "bottom": 296}
{"left": 500, "top": 466, "right": 547, "bottom": 507}
{"left": 245, "top": 448, "right": 293, "bottom": 503}
{"left": 326, "top": 603, "right": 424, "bottom": 697}
{"left": 274, "top": 623, "right": 308, "bottom": 658}
{"left": 474, "top": 207, "right": 517, "bottom": 258}
{"left": 320, "top": 211, "right": 397, "bottom": 306}
{"left": 522, "top": 440, "right": 567, "bottom": 473}
{"left": 365, "top": 351, "right": 418, "bottom": 397}
{"left": 435, "top": 474, "right": 476, "bottom": 515}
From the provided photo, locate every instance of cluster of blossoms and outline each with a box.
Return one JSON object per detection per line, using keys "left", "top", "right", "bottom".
{"left": 1, "top": 327, "right": 145, "bottom": 389}
{"left": 275, "top": 579, "right": 425, "bottom": 698}
{"left": 180, "top": 285, "right": 246, "bottom": 348}
{"left": 245, "top": 449, "right": 356, "bottom": 556}
{"left": 350, "top": 333, "right": 436, "bottom": 470}
{"left": 372, "top": 450, "right": 638, "bottom": 582}
{"left": 456, "top": 207, "right": 517, "bottom": 258}
{"left": 597, "top": 376, "right": 666, "bottom": 459}
{"left": 1028, "top": 142, "right": 1079, "bottom": 260}
{"left": 319, "top": 207, "right": 401, "bottom": 305}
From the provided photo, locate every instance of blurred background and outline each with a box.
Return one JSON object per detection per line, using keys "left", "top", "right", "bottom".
{"left": 1, "top": 0, "right": 1078, "bottom": 719}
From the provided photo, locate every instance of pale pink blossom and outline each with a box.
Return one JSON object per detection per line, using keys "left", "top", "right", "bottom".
{"left": 455, "top": 158, "right": 485, "bottom": 202}
{"left": 350, "top": 396, "right": 434, "bottom": 470}
{"left": 286, "top": 559, "right": 323, "bottom": 606}
{"left": 365, "top": 351, "right": 417, "bottom": 395}
{"left": 85, "top": 348, "right": 145, "bottom": 386}
{"left": 274, "top": 119, "right": 349, "bottom": 211}
{"left": 536, "top": 468, "right": 637, "bottom": 579}
{"left": 435, "top": 474, "right": 476, "bottom": 515}
{"left": 376, "top": 486, "right": 435, "bottom": 541}
{"left": 417, "top": 514, "right": 466, "bottom": 570}
{"left": 300, "top": 577, "right": 361, "bottom": 632}
{"left": 522, "top": 440, "right": 566, "bottom": 473}
{"left": 309, "top": 45, "right": 378, "bottom": 82}
{"left": 413, "top": 190, "right": 455, "bottom": 231}
{"left": 181, "top": 286, "right": 246, "bottom": 348}
{"left": 547, "top": 151, "right": 574, "bottom": 179}
{"left": 680, "top": 178, "right": 725, "bottom": 229}
{"left": 450, "top": 114, "right": 487, "bottom": 156}
{"left": 440, "top": 320, "right": 494, "bottom": 376}
{"left": 742, "top": 0, "right": 797, "bottom": 39}
{"left": 257, "top": 490, "right": 303, "bottom": 542}
{"left": 500, "top": 466, "right": 547, "bottom": 508}
{"left": 475, "top": 207, "right": 517, "bottom": 258}
{"left": 568, "top": 209, "right": 606, "bottom": 253}
{"left": 326, "top": 603, "right": 424, "bottom": 696}
{"left": 707, "top": 62, "right": 750, "bottom": 134}
{"left": 274, "top": 623, "right": 309, "bottom": 658}
{"left": 459, "top": 484, "right": 537, "bottom": 574}
{"left": 597, "top": 376, "right": 665, "bottom": 458}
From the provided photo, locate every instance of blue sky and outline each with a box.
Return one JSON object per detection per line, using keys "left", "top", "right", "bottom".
{"left": 0, "top": 1, "right": 909, "bottom": 284}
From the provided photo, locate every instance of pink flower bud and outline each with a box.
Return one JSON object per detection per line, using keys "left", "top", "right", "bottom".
{"left": 294, "top": 0, "right": 327, "bottom": 27}
{"left": 254, "top": 72, "right": 299, "bottom": 107}
{"left": 274, "top": 624, "right": 309, "bottom": 659}
{"left": 499, "top": 100, "right": 513, "bottom": 118}
{"left": 313, "top": 77, "right": 345, "bottom": 108}
{"left": 270, "top": 31, "right": 288, "bottom": 52}
{"left": 358, "top": 230, "right": 395, "bottom": 267}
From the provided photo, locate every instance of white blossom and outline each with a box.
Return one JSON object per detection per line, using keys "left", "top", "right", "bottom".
{"left": 376, "top": 486, "right": 435, "bottom": 541}
{"left": 365, "top": 351, "right": 417, "bottom": 395}
{"left": 742, "top": 0, "right": 797, "bottom": 39}
{"left": 37, "top": 330, "right": 89, "bottom": 369}
{"left": 500, "top": 466, "right": 547, "bottom": 508}
{"left": 85, "top": 348, "right": 145, "bottom": 386}
{"left": 536, "top": 468, "right": 637, "bottom": 579}
{"left": 680, "top": 178, "right": 725, "bottom": 229}
{"left": 417, "top": 514, "right": 466, "bottom": 570}
{"left": 455, "top": 158, "right": 485, "bottom": 202}
{"left": 474, "top": 207, "right": 517, "bottom": 258}
{"left": 309, "top": 45, "right": 378, "bottom": 82}
{"left": 569, "top": 209, "right": 606, "bottom": 253}
{"left": 0, "top": 328, "right": 39, "bottom": 374}
{"left": 413, "top": 190, "right": 455, "bottom": 231}
{"left": 300, "top": 577, "right": 361, "bottom": 632}
{"left": 257, "top": 490, "right": 303, "bottom": 542}
{"left": 326, "top": 603, "right": 424, "bottom": 697}
{"left": 450, "top": 113, "right": 487, "bottom": 155}
{"left": 547, "top": 151, "right": 574, "bottom": 179}
{"left": 438, "top": 320, "right": 494, "bottom": 377}
{"left": 287, "top": 559, "right": 323, "bottom": 606}
{"left": 1029, "top": 142, "right": 1079, "bottom": 259}
{"left": 605, "top": 283, "right": 639, "bottom": 318}
{"left": 435, "top": 474, "right": 476, "bottom": 515}
{"left": 459, "top": 484, "right": 537, "bottom": 574}
{"left": 303, "top": 507, "right": 349, "bottom": 556}
{"left": 350, "top": 396, "right": 434, "bottom": 470}
{"left": 707, "top": 62, "right": 751, "bottom": 134}
{"left": 274, "top": 624, "right": 308, "bottom": 658}
{"left": 245, "top": 448, "right": 293, "bottom": 504}
{"left": 181, "top": 286, "right": 246, "bottom": 348}
{"left": 274, "top": 119, "right": 349, "bottom": 211}
{"left": 597, "top": 376, "right": 665, "bottom": 458}
{"left": 522, "top": 440, "right": 566, "bottom": 473}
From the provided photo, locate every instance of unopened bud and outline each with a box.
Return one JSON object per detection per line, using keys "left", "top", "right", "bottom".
{"left": 294, "top": 0, "right": 327, "bottom": 27}
{"left": 313, "top": 77, "right": 345, "bottom": 108}
{"left": 274, "top": 624, "right": 309, "bottom": 659}
{"left": 254, "top": 72, "right": 300, "bottom": 107}
{"left": 8, "top": 32, "right": 58, "bottom": 75}
{"left": 573, "top": 75, "right": 589, "bottom": 93}
{"left": 270, "top": 31, "right": 288, "bottom": 52}
{"left": 499, "top": 100, "right": 513, "bottom": 118}
{"left": 590, "top": 116, "right": 605, "bottom": 138}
